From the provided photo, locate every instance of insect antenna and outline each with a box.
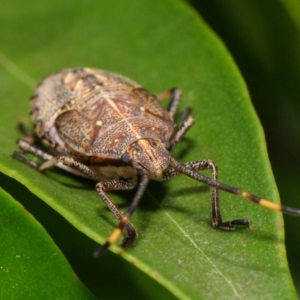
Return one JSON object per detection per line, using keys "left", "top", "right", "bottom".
{"left": 169, "top": 157, "right": 300, "bottom": 216}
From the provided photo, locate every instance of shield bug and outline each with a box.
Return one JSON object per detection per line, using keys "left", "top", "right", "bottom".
{"left": 13, "top": 67, "right": 300, "bottom": 256}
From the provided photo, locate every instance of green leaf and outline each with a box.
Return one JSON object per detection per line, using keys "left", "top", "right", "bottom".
{"left": 0, "top": 187, "right": 96, "bottom": 299}
{"left": 0, "top": 0, "right": 297, "bottom": 299}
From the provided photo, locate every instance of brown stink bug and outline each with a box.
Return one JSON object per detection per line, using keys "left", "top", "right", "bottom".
{"left": 13, "top": 67, "right": 300, "bottom": 256}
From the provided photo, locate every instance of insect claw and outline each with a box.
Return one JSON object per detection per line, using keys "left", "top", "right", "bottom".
{"left": 93, "top": 243, "right": 110, "bottom": 257}
{"left": 218, "top": 219, "right": 250, "bottom": 230}
{"left": 217, "top": 222, "right": 236, "bottom": 231}
{"left": 120, "top": 236, "right": 135, "bottom": 248}
{"left": 230, "top": 219, "right": 251, "bottom": 228}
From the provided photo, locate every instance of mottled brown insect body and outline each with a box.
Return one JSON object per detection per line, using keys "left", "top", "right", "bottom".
{"left": 32, "top": 68, "right": 174, "bottom": 171}
{"left": 15, "top": 67, "right": 300, "bottom": 256}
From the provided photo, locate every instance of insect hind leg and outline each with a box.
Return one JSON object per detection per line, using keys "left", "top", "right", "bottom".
{"left": 14, "top": 139, "right": 99, "bottom": 180}
{"left": 13, "top": 138, "right": 54, "bottom": 169}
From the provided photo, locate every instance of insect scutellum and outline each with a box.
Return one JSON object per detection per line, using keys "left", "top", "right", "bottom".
{"left": 13, "top": 68, "right": 300, "bottom": 256}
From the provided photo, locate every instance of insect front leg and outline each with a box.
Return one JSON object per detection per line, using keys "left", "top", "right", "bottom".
{"left": 96, "top": 179, "right": 137, "bottom": 248}
{"left": 163, "top": 159, "right": 250, "bottom": 230}
{"left": 95, "top": 170, "right": 150, "bottom": 256}
{"left": 14, "top": 141, "right": 137, "bottom": 246}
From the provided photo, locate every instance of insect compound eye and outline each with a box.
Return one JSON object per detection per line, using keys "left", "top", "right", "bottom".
{"left": 121, "top": 152, "right": 131, "bottom": 165}
{"left": 162, "top": 140, "right": 172, "bottom": 151}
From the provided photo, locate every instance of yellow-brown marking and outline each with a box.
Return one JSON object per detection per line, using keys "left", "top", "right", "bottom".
{"left": 107, "top": 216, "right": 129, "bottom": 245}
{"left": 259, "top": 199, "right": 282, "bottom": 211}
{"left": 107, "top": 228, "right": 123, "bottom": 245}
{"left": 241, "top": 192, "right": 282, "bottom": 211}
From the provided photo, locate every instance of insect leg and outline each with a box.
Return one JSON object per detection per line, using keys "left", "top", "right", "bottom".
{"left": 163, "top": 159, "right": 249, "bottom": 229}
{"left": 94, "top": 171, "right": 149, "bottom": 256}
{"left": 13, "top": 138, "right": 54, "bottom": 169}
{"left": 16, "top": 138, "right": 53, "bottom": 160}
{"left": 30, "top": 154, "right": 139, "bottom": 243}
{"left": 96, "top": 179, "right": 137, "bottom": 249}
{"left": 156, "top": 88, "right": 194, "bottom": 148}
{"left": 156, "top": 88, "right": 182, "bottom": 119}
{"left": 17, "top": 122, "right": 36, "bottom": 144}
{"left": 170, "top": 113, "right": 195, "bottom": 149}
{"left": 14, "top": 139, "right": 99, "bottom": 179}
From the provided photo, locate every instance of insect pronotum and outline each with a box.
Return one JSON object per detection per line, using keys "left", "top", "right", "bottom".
{"left": 13, "top": 68, "right": 300, "bottom": 256}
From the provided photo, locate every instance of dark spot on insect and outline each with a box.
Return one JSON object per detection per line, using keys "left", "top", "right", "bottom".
{"left": 82, "top": 75, "right": 105, "bottom": 91}
{"left": 40, "top": 133, "right": 46, "bottom": 141}
{"left": 30, "top": 93, "right": 39, "bottom": 100}
{"left": 121, "top": 153, "right": 131, "bottom": 165}
{"left": 34, "top": 119, "right": 43, "bottom": 129}
{"left": 72, "top": 68, "right": 85, "bottom": 77}
{"left": 132, "top": 143, "right": 141, "bottom": 152}
{"left": 148, "top": 139, "right": 156, "bottom": 147}
{"left": 31, "top": 106, "right": 40, "bottom": 114}
{"left": 82, "top": 75, "right": 98, "bottom": 85}
{"left": 163, "top": 141, "right": 172, "bottom": 151}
